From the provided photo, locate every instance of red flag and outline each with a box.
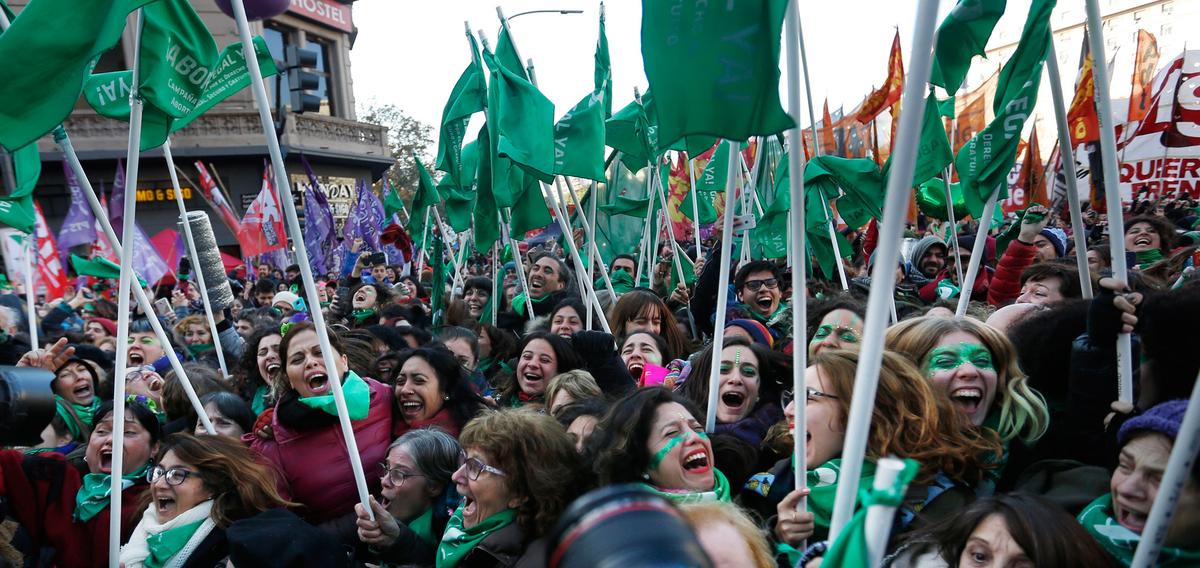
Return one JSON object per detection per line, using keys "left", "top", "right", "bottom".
{"left": 32, "top": 202, "right": 68, "bottom": 300}
{"left": 856, "top": 31, "right": 904, "bottom": 124}
{"left": 194, "top": 161, "right": 243, "bottom": 235}
{"left": 236, "top": 168, "right": 288, "bottom": 257}
{"left": 1067, "top": 37, "right": 1100, "bottom": 146}
{"left": 667, "top": 153, "right": 694, "bottom": 240}
{"left": 1127, "top": 29, "right": 1160, "bottom": 124}
{"left": 1018, "top": 129, "right": 1048, "bottom": 207}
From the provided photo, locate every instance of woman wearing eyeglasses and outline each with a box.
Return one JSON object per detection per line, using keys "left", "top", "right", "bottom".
{"left": 352, "top": 429, "right": 463, "bottom": 565}
{"left": 437, "top": 409, "right": 581, "bottom": 567}
{"left": 119, "top": 434, "right": 290, "bottom": 568}
{"left": 741, "top": 350, "right": 1001, "bottom": 555}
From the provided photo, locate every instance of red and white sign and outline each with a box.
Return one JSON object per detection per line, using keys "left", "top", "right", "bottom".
{"left": 1116, "top": 50, "right": 1200, "bottom": 200}
{"left": 32, "top": 202, "right": 68, "bottom": 300}
{"left": 289, "top": 0, "right": 353, "bottom": 33}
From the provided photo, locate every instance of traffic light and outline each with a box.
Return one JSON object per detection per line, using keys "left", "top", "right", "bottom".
{"left": 285, "top": 45, "right": 322, "bottom": 114}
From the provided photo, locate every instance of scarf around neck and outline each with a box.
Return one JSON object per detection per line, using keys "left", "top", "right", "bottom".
{"left": 184, "top": 343, "right": 214, "bottom": 357}
{"left": 806, "top": 459, "right": 878, "bottom": 541}
{"left": 297, "top": 370, "right": 370, "bottom": 420}
{"left": 1078, "top": 493, "right": 1200, "bottom": 566}
{"left": 58, "top": 395, "right": 100, "bottom": 428}
{"left": 436, "top": 505, "right": 517, "bottom": 568}
{"left": 352, "top": 307, "right": 378, "bottom": 323}
{"left": 640, "top": 468, "right": 732, "bottom": 505}
{"left": 1135, "top": 248, "right": 1165, "bottom": 266}
{"left": 120, "top": 499, "right": 216, "bottom": 568}
{"left": 75, "top": 463, "right": 151, "bottom": 523}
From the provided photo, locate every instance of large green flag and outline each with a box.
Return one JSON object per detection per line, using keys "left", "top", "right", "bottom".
{"left": 805, "top": 156, "right": 884, "bottom": 231}
{"left": 955, "top": 0, "right": 1054, "bottom": 217}
{"left": 605, "top": 95, "right": 655, "bottom": 172}
{"left": 494, "top": 26, "right": 528, "bottom": 80}
{"left": 640, "top": 0, "right": 794, "bottom": 148}
{"left": 754, "top": 155, "right": 791, "bottom": 259}
{"left": 880, "top": 92, "right": 954, "bottom": 190}
{"left": 472, "top": 124, "right": 500, "bottom": 253}
{"left": 409, "top": 155, "right": 440, "bottom": 240}
{"left": 0, "top": 143, "right": 40, "bottom": 233}
{"left": 482, "top": 48, "right": 556, "bottom": 197}
{"left": 594, "top": 12, "right": 612, "bottom": 118}
{"left": 553, "top": 91, "right": 607, "bottom": 181}
{"left": 438, "top": 138, "right": 479, "bottom": 233}
{"left": 0, "top": 0, "right": 158, "bottom": 150}
{"left": 586, "top": 159, "right": 650, "bottom": 265}
{"left": 435, "top": 33, "right": 487, "bottom": 189}
{"left": 930, "top": 0, "right": 1008, "bottom": 95}
{"left": 138, "top": 0, "right": 217, "bottom": 120}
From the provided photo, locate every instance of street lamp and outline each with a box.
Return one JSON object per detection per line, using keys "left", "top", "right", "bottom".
{"left": 507, "top": 8, "right": 584, "bottom": 20}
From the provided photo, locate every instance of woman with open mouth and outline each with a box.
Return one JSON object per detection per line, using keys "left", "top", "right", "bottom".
{"left": 119, "top": 434, "right": 290, "bottom": 568}
{"left": 1078, "top": 400, "right": 1200, "bottom": 565}
{"left": 887, "top": 316, "right": 1049, "bottom": 486}
{"left": 232, "top": 327, "right": 282, "bottom": 415}
{"left": 548, "top": 298, "right": 591, "bottom": 339}
{"left": 496, "top": 331, "right": 583, "bottom": 409}
{"left": 349, "top": 282, "right": 394, "bottom": 328}
{"left": 619, "top": 330, "right": 673, "bottom": 387}
{"left": 0, "top": 397, "right": 163, "bottom": 567}
{"left": 591, "top": 388, "right": 732, "bottom": 504}
{"left": 608, "top": 289, "right": 695, "bottom": 358}
{"left": 390, "top": 346, "right": 487, "bottom": 439}
{"left": 678, "top": 336, "right": 783, "bottom": 448}
{"left": 741, "top": 350, "right": 1000, "bottom": 548}
{"left": 51, "top": 353, "right": 103, "bottom": 428}
{"left": 249, "top": 322, "right": 394, "bottom": 524}
{"left": 353, "top": 429, "right": 463, "bottom": 565}
{"left": 460, "top": 276, "right": 499, "bottom": 323}
{"left": 1123, "top": 215, "right": 1175, "bottom": 269}
{"left": 437, "top": 409, "right": 581, "bottom": 567}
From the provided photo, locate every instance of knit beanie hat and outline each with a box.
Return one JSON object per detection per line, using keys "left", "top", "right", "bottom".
{"left": 1039, "top": 227, "right": 1068, "bottom": 258}
{"left": 725, "top": 319, "right": 774, "bottom": 349}
{"left": 91, "top": 317, "right": 117, "bottom": 336}
{"left": 1118, "top": 399, "right": 1187, "bottom": 446}
{"left": 271, "top": 291, "right": 300, "bottom": 308}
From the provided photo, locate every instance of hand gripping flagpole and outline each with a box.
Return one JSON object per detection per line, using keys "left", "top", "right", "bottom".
{"left": 53, "top": 130, "right": 215, "bottom": 439}
{"left": 784, "top": 0, "right": 811, "bottom": 527}
{"left": 227, "top": 0, "right": 373, "bottom": 521}
{"left": 829, "top": 0, "right": 941, "bottom": 539}
{"left": 1044, "top": 43, "right": 1094, "bottom": 299}
{"left": 705, "top": 140, "right": 740, "bottom": 433}
{"left": 1130, "top": 370, "right": 1200, "bottom": 567}
{"left": 163, "top": 140, "right": 229, "bottom": 378}
{"left": 1084, "top": 0, "right": 1134, "bottom": 404}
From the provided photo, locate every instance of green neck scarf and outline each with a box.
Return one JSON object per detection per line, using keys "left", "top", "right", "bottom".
{"left": 511, "top": 292, "right": 553, "bottom": 317}
{"left": 74, "top": 463, "right": 150, "bottom": 522}
{"left": 436, "top": 505, "right": 517, "bottom": 568}
{"left": 409, "top": 507, "right": 436, "bottom": 545}
{"left": 352, "top": 307, "right": 378, "bottom": 323}
{"left": 185, "top": 343, "right": 215, "bottom": 356}
{"left": 298, "top": 370, "right": 370, "bottom": 420}
{"left": 640, "top": 468, "right": 732, "bottom": 505}
{"left": 1079, "top": 494, "right": 1200, "bottom": 567}
{"left": 601, "top": 270, "right": 635, "bottom": 296}
{"left": 251, "top": 383, "right": 270, "bottom": 416}
{"left": 1136, "top": 248, "right": 1165, "bottom": 266}
{"left": 805, "top": 459, "right": 878, "bottom": 541}
{"left": 144, "top": 519, "right": 204, "bottom": 568}
{"left": 57, "top": 396, "right": 100, "bottom": 428}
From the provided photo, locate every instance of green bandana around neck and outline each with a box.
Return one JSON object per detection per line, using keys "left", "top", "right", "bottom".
{"left": 602, "top": 270, "right": 635, "bottom": 295}
{"left": 822, "top": 459, "right": 919, "bottom": 566}
{"left": 298, "top": 370, "right": 370, "bottom": 420}
{"left": 352, "top": 307, "right": 378, "bottom": 323}
{"left": 436, "top": 505, "right": 517, "bottom": 568}
{"left": 1078, "top": 494, "right": 1200, "bottom": 567}
{"left": 409, "top": 507, "right": 436, "bottom": 545}
{"left": 805, "top": 458, "right": 879, "bottom": 541}
{"left": 185, "top": 343, "right": 215, "bottom": 357}
{"left": 251, "top": 383, "right": 270, "bottom": 416}
{"left": 57, "top": 396, "right": 100, "bottom": 428}
{"left": 924, "top": 342, "right": 994, "bottom": 376}
{"left": 74, "top": 463, "right": 150, "bottom": 522}
{"left": 144, "top": 519, "right": 204, "bottom": 568}
{"left": 1135, "top": 248, "right": 1165, "bottom": 266}
{"left": 640, "top": 468, "right": 732, "bottom": 505}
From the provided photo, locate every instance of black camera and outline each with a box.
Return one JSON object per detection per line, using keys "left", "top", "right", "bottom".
{"left": 0, "top": 367, "right": 56, "bottom": 447}
{"left": 547, "top": 484, "right": 712, "bottom": 568}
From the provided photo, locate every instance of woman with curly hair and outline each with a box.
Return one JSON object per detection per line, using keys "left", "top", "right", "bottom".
{"left": 439, "top": 409, "right": 582, "bottom": 567}
{"left": 885, "top": 316, "right": 1049, "bottom": 450}
{"left": 233, "top": 327, "right": 282, "bottom": 415}
{"left": 390, "top": 345, "right": 488, "bottom": 438}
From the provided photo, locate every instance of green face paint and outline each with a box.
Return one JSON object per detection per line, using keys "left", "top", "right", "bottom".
{"left": 810, "top": 324, "right": 861, "bottom": 346}
{"left": 648, "top": 430, "right": 709, "bottom": 471}
{"left": 925, "top": 342, "right": 994, "bottom": 376}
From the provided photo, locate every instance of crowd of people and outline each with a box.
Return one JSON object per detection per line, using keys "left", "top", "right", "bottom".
{"left": 0, "top": 194, "right": 1197, "bottom": 567}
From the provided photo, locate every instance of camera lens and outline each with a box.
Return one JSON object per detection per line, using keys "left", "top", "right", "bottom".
{"left": 0, "top": 367, "right": 57, "bottom": 447}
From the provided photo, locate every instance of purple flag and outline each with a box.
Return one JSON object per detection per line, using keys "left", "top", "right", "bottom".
{"left": 109, "top": 159, "right": 125, "bottom": 239}
{"left": 57, "top": 160, "right": 96, "bottom": 260}
{"left": 342, "top": 179, "right": 384, "bottom": 252}
{"left": 302, "top": 183, "right": 335, "bottom": 275}
{"left": 130, "top": 221, "right": 170, "bottom": 285}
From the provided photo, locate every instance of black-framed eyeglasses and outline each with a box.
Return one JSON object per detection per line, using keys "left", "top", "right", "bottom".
{"left": 147, "top": 465, "right": 200, "bottom": 486}
{"left": 743, "top": 278, "right": 779, "bottom": 292}
{"left": 379, "top": 462, "right": 425, "bottom": 486}
{"left": 459, "top": 451, "right": 506, "bottom": 481}
{"left": 781, "top": 387, "right": 840, "bottom": 409}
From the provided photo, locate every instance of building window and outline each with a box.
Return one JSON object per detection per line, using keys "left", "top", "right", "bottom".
{"left": 263, "top": 24, "right": 291, "bottom": 109}
{"left": 306, "top": 37, "right": 335, "bottom": 117}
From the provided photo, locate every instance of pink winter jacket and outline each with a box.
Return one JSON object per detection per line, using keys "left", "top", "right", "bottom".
{"left": 250, "top": 377, "right": 394, "bottom": 524}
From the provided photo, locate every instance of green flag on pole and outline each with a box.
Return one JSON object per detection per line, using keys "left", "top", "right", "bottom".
{"left": 0, "top": 0, "right": 159, "bottom": 150}
{"left": 553, "top": 91, "right": 607, "bottom": 182}
{"left": 881, "top": 92, "right": 954, "bottom": 190}
{"left": 383, "top": 180, "right": 403, "bottom": 222}
{"left": 138, "top": 0, "right": 218, "bottom": 120}
{"left": 594, "top": 11, "right": 612, "bottom": 118}
{"left": 955, "top": 0, "right": 1054, "bottom": 217}
{"left": 930, "top": 0, "right": 1008, "bottom": 95}
{"left": 482, "top": 48, "right": 556, "bottom": 196}
{"left": 409, "top": 155, "right": 440, "bottom": 240}
{"left": 438, "top": 138, "right": 479, "bottom": 233}
{"left": 0, "top": 143, "right": 40, "bottom": 233}
{"left": 435, "top": 33, "right": 487, "bottom": 189}
{"left": 495, "top": 26, "right": 528, "bottom": 80}
{"left": 640, "top": 0, "right": 794, "bottom": 147}
{"left": 472, "top": 124, "right": 501, "bottom": 253}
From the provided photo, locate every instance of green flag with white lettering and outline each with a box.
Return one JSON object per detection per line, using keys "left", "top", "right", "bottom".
{"left": 930, "top": 0, "right": 1007, "bottom": 95}
{"left": 640, "top": 0, "right": 794, "bottom": 147}
{"left": 955, "top": 0, "right": 1054, "bottom": 217}
{"left": 139, "top": 0, "right": 217, "bottom": 119}
{"left": 435, "top": 33, "right": 487, "bottom": 189}
{"left": 553, "top": 91, "right": 606, "bottom": 181}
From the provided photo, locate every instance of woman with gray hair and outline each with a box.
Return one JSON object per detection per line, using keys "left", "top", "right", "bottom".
{"left": 354, "top": 428, "right": 463, "bottom": 565}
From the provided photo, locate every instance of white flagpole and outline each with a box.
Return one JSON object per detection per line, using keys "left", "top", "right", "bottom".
{"left": 942, "top": 168, "right": 965, "bottom": 286}
{"left": 829, "top": 0, "right": 941, "bottom": 538}
{"left": 1130, "top": 370, "right": 1200, "bottom": 567}
{"left": 490, "top": 241, "right": 499, "bottom": 326}
{"left": 227, "top": 0, "right": 373, "bottom": 520}
{"left": 820, "top": 198, "right": 849, "bottom": 290}
{"left": 705, "top": 140, "right": 740, "bottom": 432}
{"left": 545, "top": 180, "right": 612, "bottom": 334}
{"left": 652, "top": 163, "right": 690, "bottom": 289}
{"left": 1046, "top": 43, "right": 1094, "bottom": 299}
{"left": 163, "top": 140, "right": 229, "bottom": 378}
{"left": 687, "top": 157, "right": 703, "bottom": 259}
{"left": 864, "top": 458, "right": 908, "bottom": 566}
{"left": 1084, "top": 0, "right": 1134, "bottom": 403}
{"left": 955, "top": 192, "right": 999, "bottom": 317}
{"left": 54, "top": 131, "right": 215, "bottom": 438}
{"left": 22, "top": 235, "right": 37, "bottom": 348}
{"left": 415, "top": 209, "right": 431, "bottom": 277}
{"left": 784, "top": 0, "right": 811, "bottom": 521}
{"left": 557, "top": 177, "right": 615, "bottom": 302}
{"left": 498, "top": 210, "right": 536, "bottom": 321}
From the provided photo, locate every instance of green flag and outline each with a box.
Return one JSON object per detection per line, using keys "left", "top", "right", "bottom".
{"left": 806, "top": 182, "right": 854, "bottom": 281}
{"left": 553, "top": 91, "right": 607, "bottom": 181}
{"left": 930, "top": 0, "right": 1008, "bottom": 95}
{"left": 594, "top": 11, "right": 612, "bottom": 118}
{"left": 70, "top": 254, "right": 146, "bottom": 286}
{"left": 640, "top": 0, "right": 794, "bottom": 147}
{"left": 937, "top": 96, "right": 956, "bottom": 119}
{"left": 409, "top": 155, "right": 440, "bottom": 240}
{"left": 435, "top": 33, "right": 487, "bottom": 189}
{"left": 494, "top": 27, "right": 528, "bottom": 80}
{"left": 586, "top": 159, "right": 650, "bottom": 266}
{"left": 0, "top": 143, "right": 40, "bottom": 233}
{"left": 482, "top": 48, "right": 556, "bottom": 197}
{"left": 804, "top": 156, "right": 883, "bottom": 230}
{"left": 696, "top": 143, "right": 731, "bottom": 194}
{"left": 599, "top": 194, "right": 653, "bottom": 218}
{"left": 823, "top": 459, "right": 919, "bottom": 566}
{"left": 881, "top": 93, "right": 954, "bottom": 190}
{"left": 438, "top": 138, "right": 479, "bottom": 233}
{"left": 383, "top": 180, "right": 403, "bottom": 222}
{"left": 138, "top": 0, "right": 217, "bottom": 120}
{"left": 605, "top": 95, "right": 655, "bottom": 172}
{"left": 754, "top": 155, "right": 791, "bottom": 259}
{"left": 472, "top": 124, "right": 500, "bottom": 253}
{"left": 955, "top": 0, "right": 1054, "bottom": 217}
{"left": 0, "top": 0, "right": 158, "bottom": 150}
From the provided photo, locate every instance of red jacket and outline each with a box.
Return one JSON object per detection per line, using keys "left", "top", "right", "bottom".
{"left": 987, "top": 240, "right": 1037, "bottom": 307}
{"left": 919, "top": 266, "right": 993, "bottom": 304}
{"left": 249, "top": 377, "right": 393, "bottom": 524}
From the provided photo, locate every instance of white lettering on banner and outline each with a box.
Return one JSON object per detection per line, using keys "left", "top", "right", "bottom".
{"left": 289, "top": 0, "right": 353, "bottom": 32}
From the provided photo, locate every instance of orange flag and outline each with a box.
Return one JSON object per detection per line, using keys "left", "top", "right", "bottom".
{"left": 1018, "top": 129, "right": 1048, "bottom": 207}
{"left": 1127, "top": 29, "right": 1160, "bottom": 123}
{"left": 1067, "top": 36, "right": 1100, "bottom": 146}
{"left": 821, "top": 100, "right": 837, "bottom": 155}
{"left": 856, "top": 30, "right": 904, "bottom": 124}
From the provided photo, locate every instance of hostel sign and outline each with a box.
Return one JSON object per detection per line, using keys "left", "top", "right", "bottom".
{"left": 288, "top": 0, "right": 353, "bottom": 33}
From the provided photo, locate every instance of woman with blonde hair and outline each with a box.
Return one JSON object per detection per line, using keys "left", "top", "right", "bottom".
{"left": 885, "top": 315, "right": 1049, "bottom": 448}
{"left": 544, "top": 370, "right": 602, "bottom": 417}
{"left": 680, "top": 501, "right": 775, "bottom": 568}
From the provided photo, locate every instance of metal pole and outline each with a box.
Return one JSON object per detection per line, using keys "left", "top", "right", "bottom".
{"left": 942, "top": 168, "right": 965, "bottom": 286}
{"left": 498, "top": 210, "right": 535, "bottom": 321}
{"left": 829, "top": 0, "right": 941, "bottom": 539}
{"left": 955, "top": 191, "right": 999, "bottom": 317}
{"left": 1045, "top": 42, "right": 1094, "bottom": 299}
{"left": 557, "top": 177, "right": 615, "bottom": 301}
{"left": 820, "top": 197, "right": 849, "bottom": 289}
{"left": 687, "top": 157, "right": 703, "bottom": 259}
{"left": 705, "top": 141, "right": 740, "bottom": 432}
